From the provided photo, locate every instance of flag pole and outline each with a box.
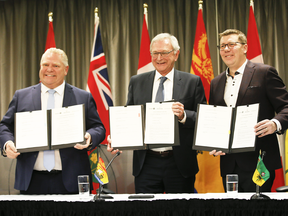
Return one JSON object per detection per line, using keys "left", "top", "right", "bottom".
{"left": 250, "top": 150, "right": 270, "bottom": 200}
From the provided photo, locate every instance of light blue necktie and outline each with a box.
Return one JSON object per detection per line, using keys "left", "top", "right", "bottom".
{"left": 43, "top": 89, "right": 56, "bottom": 172}
{"left": 155, "top": 76, "right": 167, "bottom": 102}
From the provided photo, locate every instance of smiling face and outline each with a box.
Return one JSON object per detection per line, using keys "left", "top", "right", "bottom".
{"left": 39, "top": 51, "right": 69, "bottom": 89}
{"left": 219, "top": 34, "right": 248, "bottom": 73}
{"left": 151, "top": 38, "right": 179, "bottom": 76}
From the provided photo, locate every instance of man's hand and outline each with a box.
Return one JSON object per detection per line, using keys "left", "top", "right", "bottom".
{"left": 254, "top": 119, "right": 277, "bottom": 138}
{"left": 74, "top": 132, "right": 91, "bottom": 150}
{"left": 209, "top": 149, "right": 226, "bottom": 157}
{"left": 106, "top": 135, "right": 122, "bottom": 155}
{"left": 172, "top": 102, "right": 184, "bottom": 120}
{"left": 5, "top": 141, "right": 20, "bottom": 159}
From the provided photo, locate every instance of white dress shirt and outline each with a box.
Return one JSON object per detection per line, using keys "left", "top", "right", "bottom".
{"left": 33, "top": 82, "right": 65, "bottom": 171}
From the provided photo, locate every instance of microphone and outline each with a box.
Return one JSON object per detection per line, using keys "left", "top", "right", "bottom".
{"left": 94, "top": 149, "right": 121, "bottom": 201}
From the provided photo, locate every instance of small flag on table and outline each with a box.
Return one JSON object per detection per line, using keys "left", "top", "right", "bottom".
{"left": 252, "top": 154, "right": 270, "bottom": 186}
{"left": 94, "top": 156, "right": 109, "bottom": 185}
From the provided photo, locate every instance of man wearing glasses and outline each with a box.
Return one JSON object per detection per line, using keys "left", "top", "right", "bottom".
{"left": 209, "top": 29, "right": 288, "bottom": 192}
{"left": 108, "top": 33, "right": 206, "bottom": 193}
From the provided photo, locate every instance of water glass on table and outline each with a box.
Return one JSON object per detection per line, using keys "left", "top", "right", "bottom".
{"left": 78, "top": 175, "right": 90, "bottom": 199}
{"left": 226, "top": 174, "right": 238, "bottom": 197}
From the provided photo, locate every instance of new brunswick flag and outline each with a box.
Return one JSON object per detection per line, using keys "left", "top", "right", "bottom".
{"left": 252, "top": 155, "right": 270, "bottom": 186}
{"left": 191, "top": 3, "right": 224, "bottom": 193}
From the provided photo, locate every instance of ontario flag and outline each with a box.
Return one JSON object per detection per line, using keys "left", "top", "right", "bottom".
{"left": 137, "top": 11, "right": 154, "bottom": 74}
{"left": 190, "top": 3, "right": 224, "bottom": 193}
{"left": 45, "top": 13, "right": 56, "bottom": 50}
{"left": 247, "top": 2, "right": 285, "bottom": 192}
{"left": 86, "top": 12, "right": 113, "bottom": 194}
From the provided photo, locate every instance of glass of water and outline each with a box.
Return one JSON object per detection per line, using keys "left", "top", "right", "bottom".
{"left": 226, "top": 174, "right": 238, "bottom": 196}
{"left": 78, "top": 175, "right": 90, "bottom": 199}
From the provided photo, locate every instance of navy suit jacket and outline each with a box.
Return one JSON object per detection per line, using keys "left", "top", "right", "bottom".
{"left": 0, "top": 83, "right": 105, "bottom": 192}
{"left": 126, "top": 70, "right": 206, "bottom": 178}
{"left": 209, "top": 60, "right": 288, "bottom": 176}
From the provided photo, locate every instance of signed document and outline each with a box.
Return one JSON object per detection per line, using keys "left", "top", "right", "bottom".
{"left": 109, "top": 105, "right": 145, "bottom": 150}
{"left": 144, "top": 102, "right": 177, "bottom": 145}
{"left": 192, "top": 103, "right": 259, "bottom": 153}
{"left": 15, "top": 104, "right": 85, "bottom": 153}
{"left": 109, "top": 102, "right": 180, "bottom": 150}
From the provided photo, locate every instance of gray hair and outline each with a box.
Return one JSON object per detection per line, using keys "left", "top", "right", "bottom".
{"left": 150, "top": 33, "right": 180, "bottom": 54}
{"left": 40, "top": 48, "right": 69, "bottom": 67}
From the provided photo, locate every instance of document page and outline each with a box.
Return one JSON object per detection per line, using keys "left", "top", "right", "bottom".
{"left": 231, "top": 104, "right": 259, "bottom": 149}
{"left": 51, "top": 104, "right": 84, "bottom": 146}
{"left": 144, "top": 102, "right": 174, "bottom": 144}
{"left": 15, "top": 110, "right": 48, "bottom": 150}
{"left": 194, "top": 104, "right": 232, "bottom": 149}
{"left": 109, "top": 105, "right": 144, "bottom": 148}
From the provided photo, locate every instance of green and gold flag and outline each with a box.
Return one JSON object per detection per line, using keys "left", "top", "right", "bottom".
{"left": 252, "top": 155, "right": 270, "bottom": 186}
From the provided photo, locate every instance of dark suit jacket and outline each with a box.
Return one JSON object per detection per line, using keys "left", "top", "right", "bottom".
{"left": 209, "top": 60, "right": 288, "bottom": 177}
{"left": 126, "top": 70, "right": 206, "bottom": 178}
{"left": 0, "top": 83, "right": 105, "bottom": 192}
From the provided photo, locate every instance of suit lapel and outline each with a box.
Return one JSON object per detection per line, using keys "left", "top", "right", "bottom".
{"left": 172, "top": 70, "right": 181, "bottom": 100}
{"left": 236, "top": 60, "right": 255, "bottom": 106}
{"left": 62, "top": 83, "right": 76, "bottom": 107}
{"left": 32, "top": 84, "right": 42, "bottom": 110}
{"left": 214, "top": 73, "right": 227, "bottom": 106}
{"left": 144, "top": 71, "right": 155, "bottom": 102}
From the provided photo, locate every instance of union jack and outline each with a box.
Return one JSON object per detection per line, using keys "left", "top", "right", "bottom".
{"left": 86, "top": 15, "right": 113, "bottom": 144}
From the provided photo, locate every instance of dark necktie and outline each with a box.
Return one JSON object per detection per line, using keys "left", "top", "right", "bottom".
{"left": 43, "top": 89, "right": 56, "bottom": 171}
{"left": 155, "top": 76, "right": 167, "bottom": 102}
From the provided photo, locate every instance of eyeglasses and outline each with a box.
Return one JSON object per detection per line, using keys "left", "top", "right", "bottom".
{"left": 151, "top": 50, "right": 174, "bottom": 58}
{"left": 217, "top": 42, "right": 245, "bottom": 51}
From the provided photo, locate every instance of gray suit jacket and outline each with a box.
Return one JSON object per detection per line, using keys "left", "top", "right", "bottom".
{"left": 126, "top": 69, "right": 206, "bottom": 178}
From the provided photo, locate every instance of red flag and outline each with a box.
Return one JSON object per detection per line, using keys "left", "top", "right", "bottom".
{"left": 190, "top": 4, "right": 224, "bottom": 193}
{"left": 137, "top": 13, "right": 154, "bottom": 74}
{"left": 87, "top": 12, "right": 113, "bottom": 194}
{"left": 45, "top": 14, "right": 56, "bottom": 50}
{"left": 247, "top": 3, "right": 284, "bottom": 192}
{"left": 246, "top": 5, "right": 263, "bottom": 63}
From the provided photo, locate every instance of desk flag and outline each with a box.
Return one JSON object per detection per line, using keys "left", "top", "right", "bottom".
{"left": 252, "top": 155, "right": 270, "bottom": 186}
{"left": 94, "top": 156, "right": 109, "bottom": 185}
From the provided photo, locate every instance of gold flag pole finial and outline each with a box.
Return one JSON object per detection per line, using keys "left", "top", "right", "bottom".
{"left": 143, "top": 3, "right": 148, "bottom": 14}
{"left": 48, "top": 12, "right": 53, "bottom": 22}
{"left": 198, "top": 0, "right": 203, "bottom": 10}
{"left": 250, "top": 0, "right": 254, "bottom": 7}
{"left": 143, "top": 3, "right": 149, "bottom": 28}
{"left": 94, "top": 7, "right": 99, "bottom": 19}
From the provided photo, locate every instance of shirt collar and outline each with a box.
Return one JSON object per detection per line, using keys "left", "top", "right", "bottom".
{"left": 226, "top": 59, "right": 248, "bottom": 77}
{"left": 41, "top": 81, "right": 65, "bottom": 95}
{"left": 155, "top": 68, "right": 174, "bottom": 82}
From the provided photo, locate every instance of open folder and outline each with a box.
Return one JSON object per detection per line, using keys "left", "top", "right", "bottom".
{"left": 109, "top": 102, "right": 180, "bottom": 150}
{"left": 192, "top": 103, "right": 259, "bottom": 153}
{"left": 15, "top": 104, "right": 86, "bottom": 153}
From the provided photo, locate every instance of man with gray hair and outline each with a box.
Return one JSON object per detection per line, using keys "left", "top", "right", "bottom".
{"left": 0, "top": 48, "right": 105, "bottom": 194}
{"left": 108, "top": 33, "right": 206, "bottom": 193}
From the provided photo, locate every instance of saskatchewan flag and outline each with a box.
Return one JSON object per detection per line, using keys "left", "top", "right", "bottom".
{"left": 252, "top": 155, "right": 270, "bottom": 186}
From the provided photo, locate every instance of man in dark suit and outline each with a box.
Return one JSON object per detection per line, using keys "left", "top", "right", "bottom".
{"left": 0, "top": 48, "right": 105, "bottom": 194}
{"left": 209, "top": 29, "right": 288, "bottom": 192}
{"left": 108, "top": 33, "right": 206, "bottom": 193}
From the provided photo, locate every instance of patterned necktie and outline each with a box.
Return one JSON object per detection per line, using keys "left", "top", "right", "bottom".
{"left": 155, "top": 77, "right": 168, "bottom": 102}
{"left": 43, "top": 89, "right": 56, "bottom": 171}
